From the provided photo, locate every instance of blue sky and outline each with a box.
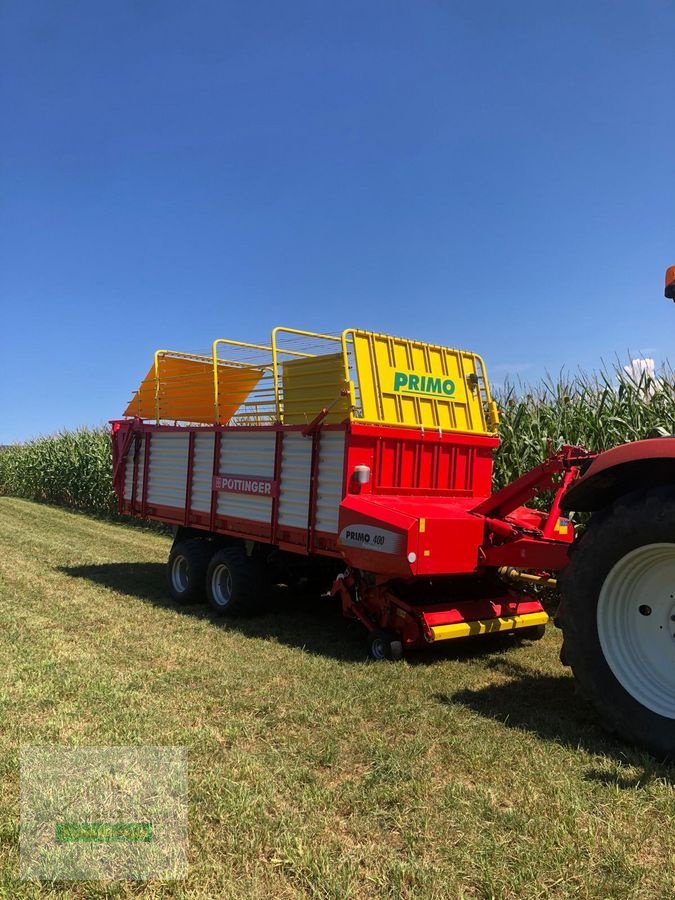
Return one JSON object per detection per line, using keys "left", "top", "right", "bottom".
{"left": 1, "top": 0, "right": 674, "bottom": 443}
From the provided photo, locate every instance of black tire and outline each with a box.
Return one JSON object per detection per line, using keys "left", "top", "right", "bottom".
{"left": 368, "top": 630, "right": 403, "bottom": 661}
{"left": 516, "top": 624, "right": 546, "bottom": 641}
{"left": 205, "top": 546, "right": 263, "bottom": 617}
{"left": 559, "top": 487, "right": 675, "bottom": 759}
{"left": 167, "top": 539, "right": 211, "bottom": 604}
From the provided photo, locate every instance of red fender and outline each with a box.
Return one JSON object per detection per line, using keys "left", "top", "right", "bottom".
{"left": 561, "top": 438, "right": 675, "bottom": 511}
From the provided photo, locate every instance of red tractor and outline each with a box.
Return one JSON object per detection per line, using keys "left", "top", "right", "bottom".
{"left": 556, "top": 266, "right": 675, "bottom": 758}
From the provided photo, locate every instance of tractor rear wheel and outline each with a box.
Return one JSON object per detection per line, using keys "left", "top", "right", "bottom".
{"left": 167, "top": 538, "right": 211, "bottom": 604}
{"left": 205, "top": 546, "right": 263, "bottom": 617}
{"left": 559, "top": 487, "right": 675, "bottom": 759}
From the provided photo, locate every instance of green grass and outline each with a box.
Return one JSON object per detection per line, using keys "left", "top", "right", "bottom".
{"left": 1, "top": 497, "right": 675, "bottom": 898}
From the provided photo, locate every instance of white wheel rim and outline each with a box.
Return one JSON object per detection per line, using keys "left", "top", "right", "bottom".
{"left": 211, "top": 563, "right": 233, "bottom": 607}
{"left": 171, "top": 556, "right": 189, "bottom": 593}
{"left": 598, "top": 543, "right": 675, "bottom": 719}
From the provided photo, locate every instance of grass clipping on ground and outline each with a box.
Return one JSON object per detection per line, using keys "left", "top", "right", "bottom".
{"left": 1, "top": 497, "right": 674, "bottom": 899}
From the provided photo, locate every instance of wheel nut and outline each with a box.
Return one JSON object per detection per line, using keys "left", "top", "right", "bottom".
{"left": 639, "top": 605, "right": 652, "bottom": 616}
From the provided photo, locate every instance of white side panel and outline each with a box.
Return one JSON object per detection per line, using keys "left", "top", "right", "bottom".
{"left": 216, "top": 432, "right": 275, "bottom": 523}
{"left": 314, "top": 432, "right": 345, "bottom": 534}
{"left": 278, "top": 432, "right": 313, "bottom": 528}
{"left": 146, "top": 433, "right": 189, "bottom": 508}
{"left": 190, "top": 432, "right": 215, "bottom": 513}
{"left": 123, "top": 444, "right": 134, "bottom": 501}
{"left": 123, "top": 435, "right": 146, "bottom": 502}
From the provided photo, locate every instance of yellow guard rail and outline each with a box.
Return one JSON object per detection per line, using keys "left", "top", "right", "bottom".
{"left": 124, "top": 326, "right": 499, "bottom": 434}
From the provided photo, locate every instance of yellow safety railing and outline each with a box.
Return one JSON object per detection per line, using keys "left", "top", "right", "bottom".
{"left": 211, "top": 338, "right": 274, "bottom": 425}
{"left": 271, "top": 328, "right": 350, "bottom": 425}
{"left": 151, "top": 349, "right": 216, "bottom": 424}
{"left": 125, "top": 326, "right": 497, "bottom": 434}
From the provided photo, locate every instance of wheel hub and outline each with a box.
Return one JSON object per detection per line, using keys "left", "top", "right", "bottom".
{"left": 171, "top": 555, "right": 188, "bottom": 593}
{"left": 211, "top": 563, "right": 233, "bottom": 607}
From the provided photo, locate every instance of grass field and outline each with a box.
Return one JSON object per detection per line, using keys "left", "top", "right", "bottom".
{"left": 1, "top": 497, "right": 675, "bottom": 899}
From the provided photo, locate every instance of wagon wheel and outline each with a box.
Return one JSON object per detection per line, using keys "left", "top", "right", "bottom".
{"left": 368, "top": 629, "right": 403, "bottom": 661}
{"left": 167, "top": 539, "right": 211, "bottom": 604}
{"left": 205, "top": 546, "right": 264, "bottom": 617}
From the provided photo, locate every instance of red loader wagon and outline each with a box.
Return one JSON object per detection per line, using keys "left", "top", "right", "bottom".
{"left": 112, "top": 327, "right": 589, "bottom": 661}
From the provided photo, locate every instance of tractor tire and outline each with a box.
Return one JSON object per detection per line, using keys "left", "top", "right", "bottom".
{"left": 559, "top": 487, "right": 675, "bottom": 759}
{"left": 167, "top": 539, "right": 211, "bottom": 604}
{"left": 205, "top": 546, "right": 263, "bottom": 617}
{"left": 368, "top": 630, "right": 403, "bottom": 661}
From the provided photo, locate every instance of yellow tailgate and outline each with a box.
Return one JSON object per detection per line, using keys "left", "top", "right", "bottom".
{"left": 347, "top": 329, "right": 498, "bottom": 434}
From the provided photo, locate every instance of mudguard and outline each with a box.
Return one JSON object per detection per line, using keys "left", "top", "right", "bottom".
{"left": 561, "top": 438, "right": 675, "bottom": 511}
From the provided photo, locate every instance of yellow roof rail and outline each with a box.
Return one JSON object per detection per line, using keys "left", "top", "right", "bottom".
{"left": 124, "top": 326, "right": 498, "bottom": 434}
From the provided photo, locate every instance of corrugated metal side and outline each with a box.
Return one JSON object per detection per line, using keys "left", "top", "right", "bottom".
{"left": 216, "top": 432, "right": 275, "bottom": 522}
{"left": 123, "top": 444, "right": 135, "bottom": 501}
{"left": 278, "top": 432, "right": 313, "bottom": 528}
{"left": 190, "top": 432, "right": 216, "bottom": 513}
{"left": 314, "top": 432, "right": 345, "bottom": 534}
{"left": 146, "top": 433, "right": 189, "bottom": 508}
{"left": 123, "top": 435, "right": 146, "bottom": 502}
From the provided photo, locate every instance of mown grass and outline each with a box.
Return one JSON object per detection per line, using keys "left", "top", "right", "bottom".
{"left": 1, "top": 497, "right": 675, "bottom": 898}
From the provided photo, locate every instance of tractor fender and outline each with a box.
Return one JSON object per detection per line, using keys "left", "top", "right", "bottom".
{"left": 561, "top": 438, "right": 675, "bottom": 512}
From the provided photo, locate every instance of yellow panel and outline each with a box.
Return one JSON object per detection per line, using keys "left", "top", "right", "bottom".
{"left": 429, "top": 611, "right": 549, "bottom": 642}
{"left": 349, "top": 330, "right": 494, "bottom": 434}
{"left": 281, "top": 352, "right": 352, "bottom": 425}
{"left": 213, "top": 364, "right": 266, "bottom": 424}
{"left": 125, "top": 357, "right": 263, "bottom": 424}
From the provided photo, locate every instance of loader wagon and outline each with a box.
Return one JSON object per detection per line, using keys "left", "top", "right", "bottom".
{"left": 112, "top": 327, "right": 586, "bottom": 657}
{"left": 112, "top": 322, "right": 675, "bottom": 758}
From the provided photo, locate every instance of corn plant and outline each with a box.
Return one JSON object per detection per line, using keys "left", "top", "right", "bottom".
{"left": 2, "top": 362, "right": 674, "bottom": 517}
{"left": 493, "top": 363, "right": 675, "bottom": 489}
{"left": 0, "top": 427, "right": 116, "bottom": 514}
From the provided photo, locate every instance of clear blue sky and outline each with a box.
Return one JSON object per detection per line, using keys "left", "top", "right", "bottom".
{"left": 2, "top": 0, "right": 674, "bottom": 443}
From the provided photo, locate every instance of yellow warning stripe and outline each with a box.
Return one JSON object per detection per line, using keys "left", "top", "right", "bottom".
{"left": 429, "top": 611, "right": 549, "bottom": 642}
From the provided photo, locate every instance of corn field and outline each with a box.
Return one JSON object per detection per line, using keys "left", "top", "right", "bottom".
{"left": 492, "top": 365, "right": 675, "bottom": 489}
{"left": 2, "top": 365, "right": 675, "bottom": 517}
{"left": 0, "top": 427, "right": 116, "bottom": 515}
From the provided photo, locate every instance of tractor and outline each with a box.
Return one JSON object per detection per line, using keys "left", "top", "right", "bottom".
{"left": 556, "top": 266, "right": 675, "bottom": 757}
